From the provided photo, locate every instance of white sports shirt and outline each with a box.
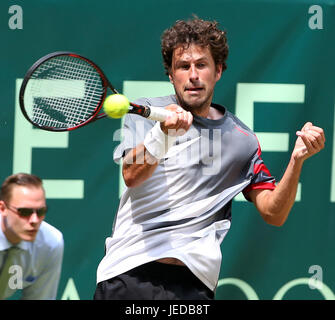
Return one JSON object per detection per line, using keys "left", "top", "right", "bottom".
{"left": 97, "top": 95, "right": 275, "bottom": 291}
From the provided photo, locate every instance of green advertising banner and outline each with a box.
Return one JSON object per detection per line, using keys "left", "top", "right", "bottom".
{"left": 0, "top": 0, "right": 334, "bottom": 300}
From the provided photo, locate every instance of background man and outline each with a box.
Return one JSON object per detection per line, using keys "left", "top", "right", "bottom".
{"left": 0, "top": 173, "right": 64, "bottom": 300}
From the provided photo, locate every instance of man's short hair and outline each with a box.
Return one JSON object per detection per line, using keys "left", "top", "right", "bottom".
{"left": 161, "top": 17, "right": 229, "bottom": 75}
{"left": 0, "top": 173, "right": 43, "bottom": 203}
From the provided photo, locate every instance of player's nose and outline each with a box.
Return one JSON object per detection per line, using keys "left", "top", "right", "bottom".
{"left": 189, "top": 65, "right": 199, "bottom": 81}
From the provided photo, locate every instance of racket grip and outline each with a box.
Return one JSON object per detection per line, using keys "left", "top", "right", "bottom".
{"left": 147, "top": 106, "right": 173, "bottom": 122}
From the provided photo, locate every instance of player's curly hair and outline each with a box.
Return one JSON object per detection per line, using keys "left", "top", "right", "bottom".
{"left": 161, "top": 17, "right": 229, "bottom": 75}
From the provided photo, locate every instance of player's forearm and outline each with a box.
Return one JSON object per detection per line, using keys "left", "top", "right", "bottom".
{"left": 122, "top": 143, "right": 159, "bottom": 188}
{"left": 122, "top": 106, "right": 192, "bottom": 188}
{"left": 262, "top": 156, "right": 304, "bottom": 226}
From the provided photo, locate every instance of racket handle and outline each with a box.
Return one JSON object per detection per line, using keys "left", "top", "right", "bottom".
{"left": 146, "top": 106, "right": 173, "bottom": 122}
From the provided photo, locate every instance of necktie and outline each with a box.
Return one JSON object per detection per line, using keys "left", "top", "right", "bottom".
{"left": 0, "top": 247, "right": 19, "bottom": 299}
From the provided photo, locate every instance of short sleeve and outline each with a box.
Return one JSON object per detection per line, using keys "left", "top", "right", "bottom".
{"left": 242, "top": 140, "right": 276, "bottom": 201}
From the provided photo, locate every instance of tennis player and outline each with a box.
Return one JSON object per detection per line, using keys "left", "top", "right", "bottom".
{"left": 0, "top": 173, "right": 64, "bottom": 299}
{"left": 94, "top": 17, "right": 325, "bottom": 300}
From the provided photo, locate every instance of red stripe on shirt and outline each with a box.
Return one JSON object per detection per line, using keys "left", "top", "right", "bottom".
{"left": 243, "top": 181, "right": 276, "bottom": 201}
{"left": 254, "top": 163, "right": 271, "bottom": 176}
{"left": 244, "top": 181, "right": 276, "bottom": 194}
{"left": 254, "top": 139, "right": 271, "bottom": 176}
{"left": 235, "top": 125, "right": 249, "bottom": 136}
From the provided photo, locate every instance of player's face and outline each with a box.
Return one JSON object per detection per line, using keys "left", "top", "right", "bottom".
{"left": 169, "top": 44, "right": 222, "bottom": 114}
{"left": 0, "top": 186, "right": 46, "bottom": 244}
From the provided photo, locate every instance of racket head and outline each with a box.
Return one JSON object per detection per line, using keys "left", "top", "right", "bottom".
{"left": 19, "top": 52, "right": 115, "bottom": 131}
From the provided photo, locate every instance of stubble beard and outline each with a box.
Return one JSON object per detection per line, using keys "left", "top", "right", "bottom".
{"left": 175, "top": 89, "right": 214, "bottom": 116}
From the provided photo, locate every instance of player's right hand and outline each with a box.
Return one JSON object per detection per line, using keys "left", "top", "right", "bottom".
{"left": 293, "top": 121, "right": 325, "bottom": 162}
{"left": 160, "top": 104, "right": 193, "bottom": 136}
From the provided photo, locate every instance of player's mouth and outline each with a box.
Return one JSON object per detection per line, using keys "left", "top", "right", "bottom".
{"left": 185, "top": 87, "right": 204, "bottom": 94}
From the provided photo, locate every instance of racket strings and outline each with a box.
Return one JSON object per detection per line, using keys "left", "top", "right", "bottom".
{"left": 24, "top": 55, "right": 105, "bottom": 128}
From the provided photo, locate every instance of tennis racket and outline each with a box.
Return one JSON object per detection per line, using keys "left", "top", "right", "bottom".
{"left": 19, "top": 51, "right": 171, "bottom": 132}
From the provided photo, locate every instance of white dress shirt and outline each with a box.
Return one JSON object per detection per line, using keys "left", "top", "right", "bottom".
{"left": 0, "top": 214, "right": 64, "bottom": 300}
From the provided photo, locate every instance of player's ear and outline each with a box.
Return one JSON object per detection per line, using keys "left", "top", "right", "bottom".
{"left": 168, "top": 72, "right": 174, "bottom": 84}
{"left": 215, "top": 64, "right": 223, "bottom": 82}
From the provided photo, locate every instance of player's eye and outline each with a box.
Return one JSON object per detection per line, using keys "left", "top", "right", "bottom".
{"left": 196, "top": 62, "right": 206, "bottom": 68}
{"left": 180, "top": 64, "right": 189, "bottom": 70}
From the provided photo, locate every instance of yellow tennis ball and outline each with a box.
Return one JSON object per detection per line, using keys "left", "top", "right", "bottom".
{"left": 103, "top": 94, "right": 130, "bottom": 118}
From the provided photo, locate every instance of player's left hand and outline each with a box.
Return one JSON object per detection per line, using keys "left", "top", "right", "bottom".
{"left": 292, "top": 122, "right": 325, "bottom": 162}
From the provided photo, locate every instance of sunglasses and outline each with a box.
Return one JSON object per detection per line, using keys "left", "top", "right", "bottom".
{"left": 6, "top": 203, "right": 48, "bottom": 217}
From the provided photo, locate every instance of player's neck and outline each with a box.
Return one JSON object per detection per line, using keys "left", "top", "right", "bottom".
{"left": 207, "top": 106, "right": 224, "bottom": 120}
{"left": 194, "top": 105, "right": 224, "bottom": 120}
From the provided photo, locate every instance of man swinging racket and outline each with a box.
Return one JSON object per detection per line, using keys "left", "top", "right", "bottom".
{"left": 94, "top": 17, "right": 325, "bottom": 300}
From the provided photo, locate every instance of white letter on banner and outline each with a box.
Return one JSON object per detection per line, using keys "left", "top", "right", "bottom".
{"left": 61, "top": 278, "right": 80, "bottom": 300}
{"left": 273, "top": 278, "right": 335, "bottom": 300}
{"left": 14, "top": 79, "right": 84, "bottom": 199}
{"left": 8, "top": 5, "right": 23, "bottom": 30}
{"left": 234, "top": 83, "right": 304, "bottom": 202}
{"left": 216, "top": 278, "right": 259, "bottom": 300}
{"left": 308, "top": 5, "right": 323, "bottom": 30}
